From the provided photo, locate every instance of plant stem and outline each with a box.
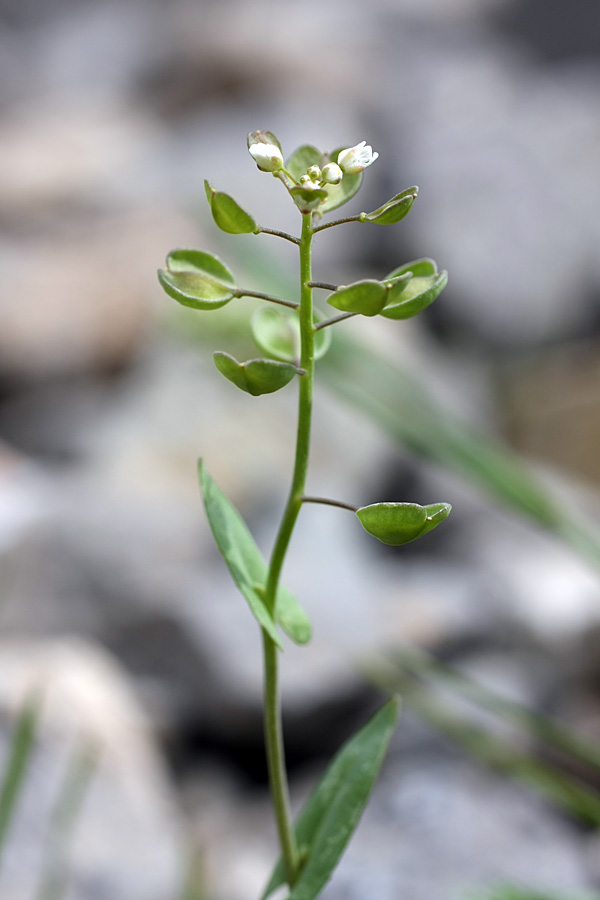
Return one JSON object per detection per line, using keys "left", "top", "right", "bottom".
{"left": 262, "top": 212, "right": 314, "bottom": 886}
{"left": 315, "top": 311, "right": 358, "bottom": 331}
{"left": 258, "top": 227, "right": 301, "bottom": 246}
{"left": 301, "top": 496, "right": 358, "bottom": 512}
{"left": 235, "top": 289, "right": 299, "bottom": 310}
{"left": 312, "top": 214, "right": 365, "bottom": 233}
{"left": 307, "top": 281, "right": 338, "bottom": 292}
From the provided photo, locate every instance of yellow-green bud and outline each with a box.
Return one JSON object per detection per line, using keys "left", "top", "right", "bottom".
{"left": 307, "top": 165, "right": 321, "bottom": 181}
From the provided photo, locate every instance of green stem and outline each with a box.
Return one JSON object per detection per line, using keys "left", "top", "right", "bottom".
{"left": 262, "top": 212, "right": 314, "bottom": 887}
{"left": 314, "top": 311, "right": 358, "bottom": 331}
{"left": 301, "top": 495, "right": 358, "bottom": 512}
{"left": 257, "top": 227, "right": 301, "bottom": 246}
{"left": 235, "top": 288, "right": 299, "bottom": 310}
{"left": 312, "top": 214, "right": 365, "bottom": 233}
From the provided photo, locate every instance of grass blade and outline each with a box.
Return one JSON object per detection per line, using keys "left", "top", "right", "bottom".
{"left": 36, "top": 741, "right": 96, "bottom": 900}
{"left": 0, "top": 692, "right": 41, "bottom": 868}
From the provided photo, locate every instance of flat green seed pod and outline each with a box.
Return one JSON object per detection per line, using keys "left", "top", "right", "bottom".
{"left": 211, "top": 191, "right": 258, "bottom": 234}
{"left": 381, "top": 270, "right": 448, "bottom": 320}
{"left": 251, "top": 307, "right": 332, "bottom": 362}
{"left": 327, "top": 280, "right": 388, "bottom": 317}
{"left": 158, "top": 248, "right": 236, "bottom": 310}
{"left": 356, "top": 500, "right": 451, "bottom": 545}
{"left": 384, "top": 257, "right": 438, "bottom": 281}
{"left": 364, "top": 186, "right": 418, "bottom": 225}
{"left": 214, "top": 352, "right": 297, "bottom": 396}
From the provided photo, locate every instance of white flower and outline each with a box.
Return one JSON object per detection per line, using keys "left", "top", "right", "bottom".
{"left": 337, "top": 141, "right": 379, "bottom": 175}
{"left": 321, "top": 162, "right": 343, "bottom": 185}
{"left": 249, "top": 142, "right": 284, "bottom": 172}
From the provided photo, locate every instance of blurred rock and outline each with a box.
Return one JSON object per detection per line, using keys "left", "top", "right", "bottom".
{"left": 320, "top": 752, "right": 597, "bottom": 900}
{"left": 376, "top": 21, "right": 600, "bottom": 347}
{"left": 0, "top": 209, "right": 196, "bottom": 381}
{"left": 185, "top": 746, "right": 596, "bottom": 900}
{"left": 0, "top": 637, "right": 183, "bottom": 900}
{"left": 500, "top": 339, "right": 600, "bottom": 486}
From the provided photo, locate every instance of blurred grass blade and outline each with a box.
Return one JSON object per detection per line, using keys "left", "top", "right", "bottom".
{"left": 403, "top": 682, "right": 600, "bottom": 826}
{"left": 321, "top": 335, "right": 600, "bottom": 567}
{"left": 372, "top": 651, "right": 600, "bottom": 826}
{"left": 262, "top": 698, "right": 399, "bottom": 900}
{"left": 179, "top": 847, "right": 208, "bottom": 900}
{"left": 36, "top": 742, "right": 96, "bottom": 900}
{"left": 0, "top": 692, "right": 41, "bottom": 866}
{"left": 391, "top": 647, "right": 600, "bottom": 774}
{"left": 471, "top": 885, "right": 594, "bottom": 900}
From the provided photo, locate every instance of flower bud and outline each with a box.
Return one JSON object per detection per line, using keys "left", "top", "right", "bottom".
{"left": 321, "top": 162, "right": 343, "bottom": 185}
{"left": 337, "top": 141, "right": 379, "bottom": 175}
{"left": 248, "top": 141, "right": 284, "bottom": 172}
{"left": 307, "top": 165, "right": 321, "bottom": 181}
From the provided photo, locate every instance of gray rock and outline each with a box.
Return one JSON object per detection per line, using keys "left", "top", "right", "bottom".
{"left": 0, "top": 638, "right": 183, "bottom": 900}
{"left": 318, "top": 753, "right": 596, "bottom": 900}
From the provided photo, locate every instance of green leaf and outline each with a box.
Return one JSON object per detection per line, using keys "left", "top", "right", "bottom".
{"left": 364, "top": 186, "right": 418, "bottom": 225}
{"left": 380, "top": 262, "right": 448, "bottom": 320}
{"left": 327, "top": 280, "right": 388, "bottom": 317}
{"left": 158, "top": 248, "right": 236, "bottom": 311}
{"left": 251, "top": 308, "right": 332, "bottom": 363}
{"left": 198, "top": 461, "right": 311, "bottom": 646}
{"left": 263, "top": 584, "right": 312, "bottom": 646}
{"left": 213, "top": 351, "right": 296, "bottom": 396}
{"left": 356, "top": 501, "right": 451, "bottom": 545}
{"left": 321, "top": 148, "right": 363, "bottom": 214}
{"left": 210, "top": 191, "right": 258, "bottom": 235}
{"left": 0, "top": 693, "right": 40, "bottom": 865}
{"left": 286, "top": 145, "right": 323, "bottom": 182}
{"left": 262, "top": 698, "right": 399, "bottom": 900}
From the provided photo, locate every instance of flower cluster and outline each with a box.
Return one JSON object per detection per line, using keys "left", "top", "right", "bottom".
{"left": 246, "top": 132, "right": 379, "bottom": 214}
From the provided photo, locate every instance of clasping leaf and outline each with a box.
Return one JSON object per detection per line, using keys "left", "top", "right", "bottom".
{"left": 158, "top": 248, "right": 236, "bottom": 311}
{"left": 213, "top": 351, "right": 297, "bottom": 396}
{"left": 356, "top": 500, "right": 452, "bottom": 545}
{"left": 198, "top": 461, "right": 311, "bottom": 647}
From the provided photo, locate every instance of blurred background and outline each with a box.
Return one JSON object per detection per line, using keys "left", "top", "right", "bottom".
{"left": 2, "top": 0, "right": 600, "bottom": 898}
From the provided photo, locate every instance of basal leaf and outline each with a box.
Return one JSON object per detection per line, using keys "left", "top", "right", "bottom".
{"left": 262, "top": 698, "right": 399, "bottom": 900}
